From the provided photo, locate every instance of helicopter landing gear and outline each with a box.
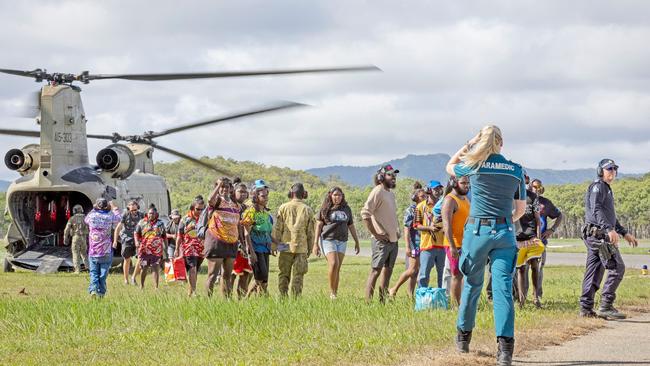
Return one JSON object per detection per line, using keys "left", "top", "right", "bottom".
{"left": 3, "top": 258, "right": 15, "bottom": 272}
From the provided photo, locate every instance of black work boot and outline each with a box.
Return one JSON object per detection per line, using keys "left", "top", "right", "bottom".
{"left": 496, "top": 336, "right": 515, "bottom": 366}
{"left": 455, "top": 328, "right": 472, "bottom": 353}
{"left": 579, "top": 308, "right": 599, "bottom": 318}
{"left": 597, "top": 305, "right": 626, "bottom": 319}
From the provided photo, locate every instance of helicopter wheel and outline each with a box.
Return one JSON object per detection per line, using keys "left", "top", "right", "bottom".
{"left": 3, "top": 258, "right": 15, "bottom": 272}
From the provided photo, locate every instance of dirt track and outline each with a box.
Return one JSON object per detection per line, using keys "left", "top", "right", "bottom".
{"left": 512, "top": 312, "right": 650, "bottom": 365}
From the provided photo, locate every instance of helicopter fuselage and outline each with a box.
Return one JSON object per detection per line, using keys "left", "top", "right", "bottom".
{"left": 3, "top": 84, "right": 171, "bottom": 271}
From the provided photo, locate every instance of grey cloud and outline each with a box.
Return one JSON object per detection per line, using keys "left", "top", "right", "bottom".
{"left": 1, "top": 0, "right": 650, "bottom": 181}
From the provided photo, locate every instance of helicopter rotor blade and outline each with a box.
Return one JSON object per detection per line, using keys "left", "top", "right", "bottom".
{"left": 11, "top": 90, "right": 41, "bottom": 118}
{"left": 0, "top": 68, "right": 39, "bottom": 78}
{"left": 0, "top": 128, "right": 40, "bottom": 138}
{"left": 84, "top": 65, "right": 380, "bottom": 82}
{"left": 149, "top": 101, "right": 307, "bottom": 138}
{"left": 151, "top": 143, "right": 233, "bottom": 176}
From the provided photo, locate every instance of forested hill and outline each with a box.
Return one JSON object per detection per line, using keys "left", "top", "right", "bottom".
{"left": 155, "top": 157, "right": 419, "bottom": 239}
{"left": 156, "top": 157, "right": 650, "bottom": 239}
{"left": 154, "top": 156, "right": 332, "bottom": 213}
{"left": 1, "top": 158, "right": 647, "bottom": 239}
{"left": 543, "top": 173, "right": 650, "bottom": 239}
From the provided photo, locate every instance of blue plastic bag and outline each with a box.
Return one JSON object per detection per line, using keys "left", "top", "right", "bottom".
{"left": 414, "top": 287, "right": 448, "bottom": 311}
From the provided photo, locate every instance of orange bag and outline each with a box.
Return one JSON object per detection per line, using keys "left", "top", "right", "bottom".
{"left": 172, "top": 257, "right": 187, "bottom": 281}
{"left": 164, "top": 261, "right": 175, "bottom": 282}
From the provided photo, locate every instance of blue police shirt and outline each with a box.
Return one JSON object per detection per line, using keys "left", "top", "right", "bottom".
{"left": 453, "top": 153, "right": 526, "bottom": 219}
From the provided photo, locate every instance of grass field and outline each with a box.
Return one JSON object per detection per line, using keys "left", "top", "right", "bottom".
{"left": 1, "top": 253, "right": 649, "bottom": 365}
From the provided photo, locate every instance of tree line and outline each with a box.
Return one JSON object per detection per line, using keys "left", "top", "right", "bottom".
{"left": 542, "top": 173, "right": 650, "bottom": 239}
{"left": 1, "top": 157, "right": 648, "bottom": 240}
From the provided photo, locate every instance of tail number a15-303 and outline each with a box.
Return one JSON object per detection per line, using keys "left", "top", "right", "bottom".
{"left": 54, "top": 132, "right": 72, "bottom": 143}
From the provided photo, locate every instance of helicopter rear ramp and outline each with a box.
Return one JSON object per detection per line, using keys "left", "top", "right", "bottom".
{"left": 11, "top": 246, "right": 72, "bottom": 271}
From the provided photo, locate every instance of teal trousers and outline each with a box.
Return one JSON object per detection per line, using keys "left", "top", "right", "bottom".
{"left": 457, "top": 219, "right": 517, "bottom": 337}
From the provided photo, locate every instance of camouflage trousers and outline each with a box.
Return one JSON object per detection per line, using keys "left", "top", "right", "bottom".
{"left": 278, "top": 252, "right": 308, "bottom": 297}
{"left": 71, "top": 238, "right": 89, "bottom": 273}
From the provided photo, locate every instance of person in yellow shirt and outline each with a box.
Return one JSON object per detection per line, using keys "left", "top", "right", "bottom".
{"left": 415, "top": 180, "right": 445, "bottom": 288}
{"left": 441, "top": 176, "right": 470, "bottom": 305}
{"left": 272, "top": 183, "right": 315, "bottom": 297}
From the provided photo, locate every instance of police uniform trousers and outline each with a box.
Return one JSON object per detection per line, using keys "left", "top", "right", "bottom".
{"left": 579, "top": 236, "right": 626, "bottom": 311}
{"left": 71, "top": 236, "right": 89, "bottom": 272}
{"left": 457, "top": 218, "right": 517, "bottom": 338}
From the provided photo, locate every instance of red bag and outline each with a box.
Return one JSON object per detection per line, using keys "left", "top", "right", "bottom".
{"left": 172, "top": 257, "right": 187, "bottom": 281}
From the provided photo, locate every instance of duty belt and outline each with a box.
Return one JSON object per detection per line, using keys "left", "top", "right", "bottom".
{"left": 467, "top": 217, "right": 507, "bottom": 225}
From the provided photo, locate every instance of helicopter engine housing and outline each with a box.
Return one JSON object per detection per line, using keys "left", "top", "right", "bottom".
{"left": 4, "top": 144, "right": 40, "bottom": 174}
{"left": 96, "top": 144, "right": 136, "bottom": 179}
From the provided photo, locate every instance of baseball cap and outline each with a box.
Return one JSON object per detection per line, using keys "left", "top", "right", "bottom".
{"left": 599, "top": 159, "right": 619, "bottom": 170}
{"left": 378, "top": 164, "right": 400, "bottom": 175}
{"left": 427, "top": 180, "right": 443, "bottom": 189}
{"left": 254, "top": 179, "right": 269, "bottom": 189}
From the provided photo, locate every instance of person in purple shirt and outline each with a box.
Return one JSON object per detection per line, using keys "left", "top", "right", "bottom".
{"left": 84, "top": 198, "right": 121, "bottom": 298}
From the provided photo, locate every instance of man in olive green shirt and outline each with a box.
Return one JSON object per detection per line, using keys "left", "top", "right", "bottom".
{"left": 272, "top": 183, "right": 315, "bottom": 297}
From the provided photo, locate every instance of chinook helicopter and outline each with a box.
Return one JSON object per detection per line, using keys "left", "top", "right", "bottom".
{"left": 0, "top": 65, "right": 377, "bottom": 272}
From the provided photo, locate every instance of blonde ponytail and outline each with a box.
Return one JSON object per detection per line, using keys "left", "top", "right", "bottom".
{"left": 461, "top": 125, "right": 503, "bottom": 168}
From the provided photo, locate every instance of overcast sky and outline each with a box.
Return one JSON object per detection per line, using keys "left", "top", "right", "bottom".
{"left": 1, "top": 1, "right": 649, "bottom": 181}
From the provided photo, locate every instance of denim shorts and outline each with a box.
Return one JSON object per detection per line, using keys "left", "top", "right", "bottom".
{"left": 321, "top": 239, "right": 347, "bottom": 255}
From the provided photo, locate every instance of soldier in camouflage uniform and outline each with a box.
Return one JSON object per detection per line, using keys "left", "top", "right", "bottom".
{"left": 64, "top": 205, "right": 89, "bottom": 274}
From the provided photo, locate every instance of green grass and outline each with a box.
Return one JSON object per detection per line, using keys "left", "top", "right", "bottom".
{"left": 1, "top": 255, "right": 649, "bottom": 365}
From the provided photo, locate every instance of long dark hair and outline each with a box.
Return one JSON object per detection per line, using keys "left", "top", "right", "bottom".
{"left": 231, "top": 177, "right": 248, "bottom": 202}
{"left": 319, "top": 187, "right": 348, "bottom": 222}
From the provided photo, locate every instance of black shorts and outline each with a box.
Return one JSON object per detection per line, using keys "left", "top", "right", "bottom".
{"left": 139, "top": 254, "right": 161, "bottom": 268}
{"left": 252, "top": 252, "right": 270, "bottom": 282}
{"left": 203, "top": 236, "right": 238, "bottom": 259}
{"left": 121, "top": 244, "right": 136, "bottom": 259}
{"left": 184, "top": 256, "right": 204, "bottom": 271}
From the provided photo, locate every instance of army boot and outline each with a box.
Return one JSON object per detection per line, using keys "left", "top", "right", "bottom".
{"left": 496, "top": 336, "right": 515, "bottom": 366}
{"left": 597, "top": 305, "right": 626, "bottom": 319}
{"left": 455, "top": 328, "right": 472, "bottom": 353}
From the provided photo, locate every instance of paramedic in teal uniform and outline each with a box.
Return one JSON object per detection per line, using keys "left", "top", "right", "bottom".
{"left": 446, "top": 125, "right": 526, "bottom": 366}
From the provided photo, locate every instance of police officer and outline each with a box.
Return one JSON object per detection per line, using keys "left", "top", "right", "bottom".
{"left": 446, "top": 125, "right": 526, "bottom": 366}
{"left": 64, "top": 204, "right": 89, "bottom": 274}
{"left": 579, "top": 159, "right": 638, "bottom": 319}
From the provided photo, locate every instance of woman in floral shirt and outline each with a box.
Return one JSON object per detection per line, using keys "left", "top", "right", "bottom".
{"left": 135, "top": 204, "right": 166, "bottom": 289}
{"left": 204, "top": 177, "right": 242, "bottom": 298}
{"left": 175, "top": 196, "right": 206, "bottom": 297}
